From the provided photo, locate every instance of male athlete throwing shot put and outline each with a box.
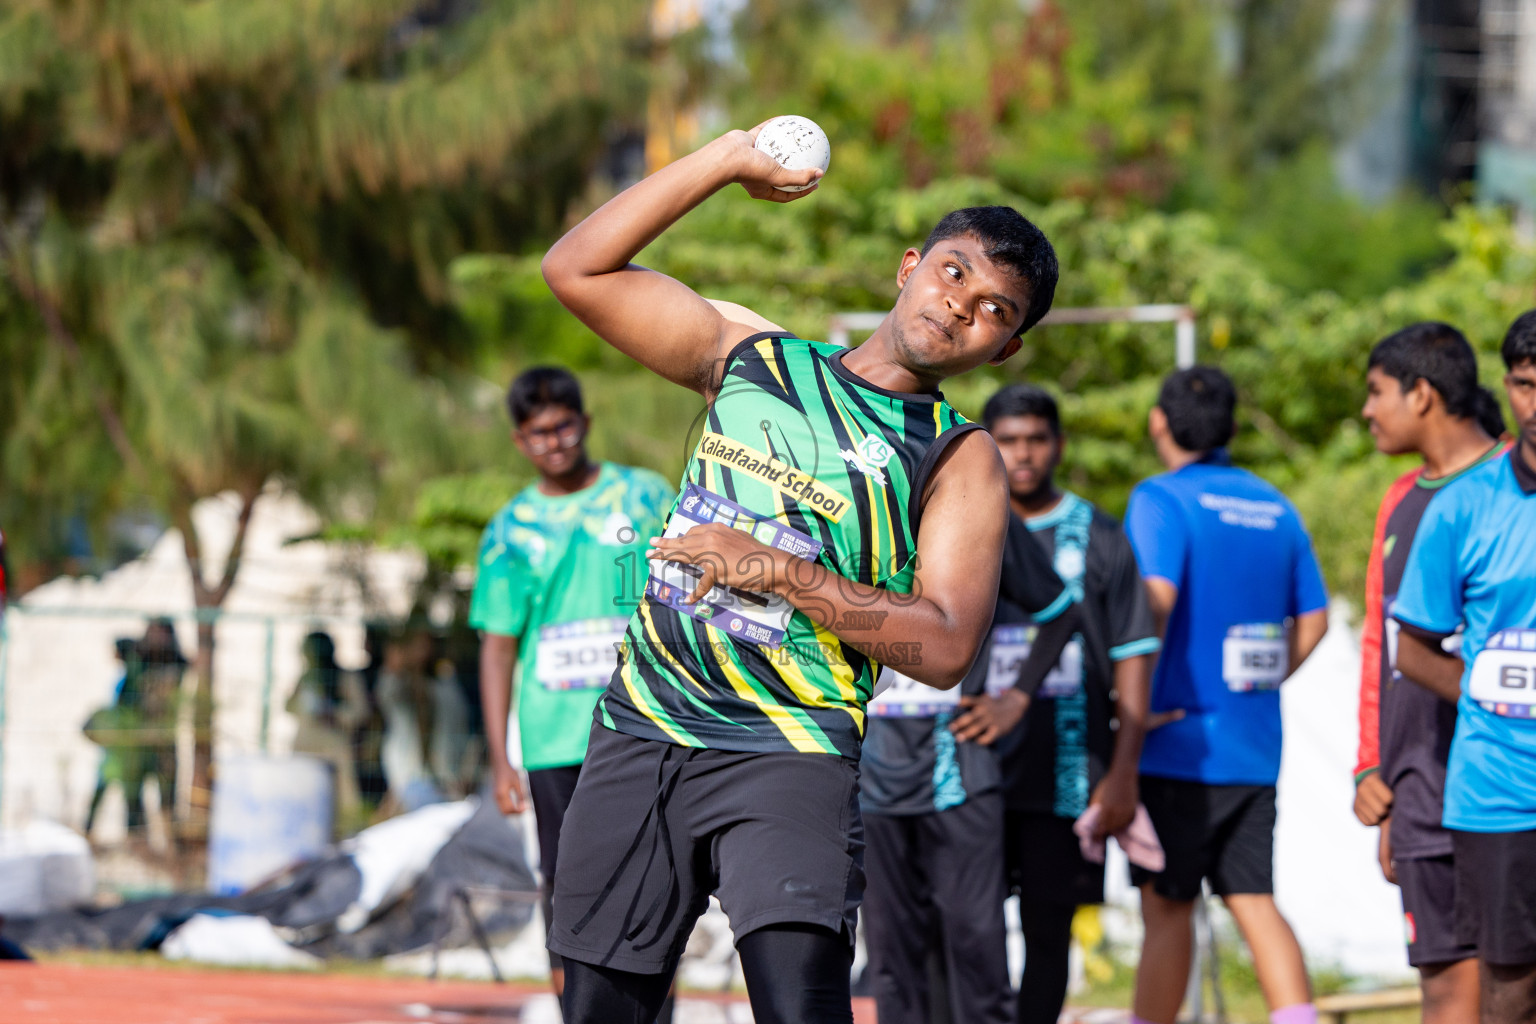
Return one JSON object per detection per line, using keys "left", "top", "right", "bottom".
{"left": 539, "top": 121, "right": 1058, "bottom": 1024}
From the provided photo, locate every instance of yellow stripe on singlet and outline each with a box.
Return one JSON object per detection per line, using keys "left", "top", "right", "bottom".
{"left": 618, "top": 655, "right": 699, "bottom": 747}
{"left": 757, "top": 337, "right": 788, "bottom": 393}
{"left": 639, "top": 600, "right": 711, "bottom": 698}
{"left": 707, "top": 633, "right": 830, "bottom": 753}
{"left": 823, "top": 389, "right": 885, "bottom": 581}
{"left": 776, "top": 633, "right": 864, "bottom": 731}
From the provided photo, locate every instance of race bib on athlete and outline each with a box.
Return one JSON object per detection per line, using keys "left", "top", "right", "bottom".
{"left": 1223, "top": 623, "right": 1288, "bottom": 692}
{"left": 868, "top": 667, "right": 961, "bottom": 717}
{"left": 646, "top": 483, "right": 823, "bottom": 649}
{"left": 984, "top": 625, "right": 1083, "bottom": 699}
{"left": 1469, "top": 628, "right": 1536, "bottom": 718}
{"left": 534, "top": 617, "right": 630, "bottom": 690}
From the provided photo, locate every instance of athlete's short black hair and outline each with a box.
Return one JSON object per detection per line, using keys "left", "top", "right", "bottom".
{"left": 507, "top": 366, "right": 584, "bottom": 425}
{"left": 921, "top": 207, "right": 1059, "bottom": 334}
{"left": 1367, "top": 322, "right": 1481, "bottom": 419}
{"left": 1157, "top": 366, "right": 1236, "bottom": 453}
{"left": 1474, "top": 387, "right": 1507, "bottom": 438}
{"left": 1501, "top": 310, "right": 1536, "bottom": 371}
{"left": 982, "top": 383, "right": 1061, "bottom": 435}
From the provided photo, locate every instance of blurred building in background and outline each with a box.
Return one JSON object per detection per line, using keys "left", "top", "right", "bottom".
{"left": 1479, "top": 0, "right": 1536, "bottom": 221}
{"left": 1339, "top": 0, "right": 1536, "bottom": 223}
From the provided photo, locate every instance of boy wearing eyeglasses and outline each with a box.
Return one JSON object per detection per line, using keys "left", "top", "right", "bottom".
{"left": 471, "top": 365, "right": 674, "bottom": 1001}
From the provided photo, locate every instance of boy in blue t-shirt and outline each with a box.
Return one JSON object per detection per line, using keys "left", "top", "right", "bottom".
{"left": 1124, "top": 367, "right": 1330, "bottom": 1024}
{"left": 1394, "top": 311, "right": 1536, "bottom": 1024}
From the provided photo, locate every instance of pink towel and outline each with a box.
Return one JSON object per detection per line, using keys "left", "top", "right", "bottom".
{"left": 1072, "top": 803, "right": 1165, "bottom": 873}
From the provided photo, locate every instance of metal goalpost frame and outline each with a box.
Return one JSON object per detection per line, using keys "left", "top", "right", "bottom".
{"left": 827, "top": 303, "right": 1199, "bottom": 369}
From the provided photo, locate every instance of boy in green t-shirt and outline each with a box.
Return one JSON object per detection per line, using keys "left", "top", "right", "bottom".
{"left": 470, "top": 366, "right": 673, "bottom": 999}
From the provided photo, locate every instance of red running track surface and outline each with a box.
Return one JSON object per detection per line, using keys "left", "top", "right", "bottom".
{"left": 0, "top": 963, "right": 879, "bottom": 1023}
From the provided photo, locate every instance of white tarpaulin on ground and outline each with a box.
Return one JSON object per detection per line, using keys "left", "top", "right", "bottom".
{"left": 161, "top": 913, "right": 321, "bottom": 969}
{"left": 0, "top": 819, "right": 94, "bottom": 916}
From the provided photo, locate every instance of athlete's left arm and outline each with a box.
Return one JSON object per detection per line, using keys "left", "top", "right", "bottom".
{"left": 1396, "top": 628, "right": 1463, "bottom": 703}
{"left": 1285, "top": 609, "right": 1329, "bottom": 680}
{"left": 647, "top": 430, "right": 1008, "bottom": 688}
{"left": 1091, "top": 652, "right": 1154, "bottom": 837}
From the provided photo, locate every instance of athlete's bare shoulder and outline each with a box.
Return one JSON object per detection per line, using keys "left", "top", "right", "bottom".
{"left": 921, "top": 427, "right": 1006, "bottom": 514}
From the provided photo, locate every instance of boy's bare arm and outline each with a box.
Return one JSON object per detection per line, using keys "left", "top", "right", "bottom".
{"left": 647, "top": 430, "right": 1008, "bottom": 687}
{"left": 541, "top": 130, "right": 819, "bottom": 395}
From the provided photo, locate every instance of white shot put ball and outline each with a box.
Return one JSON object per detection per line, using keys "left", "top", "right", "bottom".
{"left": 753, "top": 115, "right": 831, "bottom": 192}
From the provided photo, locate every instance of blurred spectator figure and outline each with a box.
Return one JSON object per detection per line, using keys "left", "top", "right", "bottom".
{"left": 352, "top": 625, "right": 390, "bottom": 809}
{"left": 377, "top": 629, "right": 473, "bottom": 811}
{"left": 135, "top": 618, "right": 186, "bottom": 826}
{"left": 83, "top": 637, "right": 150, "bottom": 836}
{"left": 286, "top": 630, "right": 368, "bottom": 827}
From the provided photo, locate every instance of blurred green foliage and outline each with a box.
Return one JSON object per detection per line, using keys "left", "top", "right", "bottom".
{"left": 3, "top": 0, "right": 1532, "bottom": 620}
{"left": 0, "top": 0, "right": 650, "bottom": 585}
{"left": 451, "top": 179, "right": 1535, "bottom": 603}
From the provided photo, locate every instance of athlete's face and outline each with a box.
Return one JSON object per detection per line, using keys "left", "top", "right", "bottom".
{"left": 514, "top": 405, "right": 590, "bottom": 478}
{"left": 1362, "top": 367, "right": 1426, "bottom": 455}
{"left": 990, "top": 414, "right": 1062, "bottom": 502}
{"left": 889, "top": 236, "right": 1031, "bottom": 377}
{"left": 1505, "top": 360, "right": 1536, "bottom": 450}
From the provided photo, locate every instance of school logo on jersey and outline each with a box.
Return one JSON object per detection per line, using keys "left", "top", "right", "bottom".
{"left": 841, "top": 434, "right": 894, "bottom": 484}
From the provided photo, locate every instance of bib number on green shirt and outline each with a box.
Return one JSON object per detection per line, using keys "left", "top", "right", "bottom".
{"left": 533, "top": 617, "right": 631, "bottom": 691}
{"left": 1223, "top": 622, "right": 1287, "bottom": 692}
{"left": 1470, "top": 628, "right": 1536, "bottom": 718}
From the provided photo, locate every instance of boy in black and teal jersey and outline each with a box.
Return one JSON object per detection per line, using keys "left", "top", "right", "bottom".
{"left": 978, "top": 385, "right": 1159, "bottom": 1024}
{"left": 539, "top": 122, "right": 1059, "bottom": 1024}
{"left": 471, "top": 367, "right": 673, "bottom": 1002}
{"left": 859, "top": 509, "right": 1073, "bottom": 1024}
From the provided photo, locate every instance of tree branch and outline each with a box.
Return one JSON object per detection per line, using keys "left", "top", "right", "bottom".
{"left": 0, "top": 223, "right": 147, "bottom": 478}
{"left": 210, "top": 486, "right": 261, "bottom": 607}
{"left": 174, "top": 499, "right": 214, "bottom": 608}
{"left": 175, "top": 484, "right": 262, "bottom": 610}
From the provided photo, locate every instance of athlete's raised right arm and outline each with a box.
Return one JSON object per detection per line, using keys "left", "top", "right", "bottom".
{"left": 541, "top": 129, "right": 820, "bottom": 395}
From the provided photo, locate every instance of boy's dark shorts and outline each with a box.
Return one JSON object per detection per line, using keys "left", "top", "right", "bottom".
{"left": 1129, "top": 775, "right": 1276, "bottom": 901}
{"left": 1396, "top": 853, "right": 1476, "bottom": 967}
{"left": 1453, "top": 827, "right": 1536, "bottom": 966}
{"left": 548, "top": 723, "right": 865, "bottom": 975}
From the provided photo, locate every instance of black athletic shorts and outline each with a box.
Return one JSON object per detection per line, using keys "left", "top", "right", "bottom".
{"left": 527, "top": 763, "right": 582, "bottom": 969}
{"left": 1007, "top": 810, "right": 1105, "bottom": 907}
{"left": 1453, "top": 828, "right": 1536, "bottom": 966}
{"left": 1129, "top": 776, "right": 1275, "bottom": 901}
{"left": 1397, "top": 854, "right": 1476, "bottom": 967}
{"left": 548, "top": 723, "right": 865, "bottom": 975}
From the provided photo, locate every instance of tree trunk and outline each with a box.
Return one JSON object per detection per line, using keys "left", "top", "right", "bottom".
{"left": 174, "top": 486, "right": 261, "bottom": 835}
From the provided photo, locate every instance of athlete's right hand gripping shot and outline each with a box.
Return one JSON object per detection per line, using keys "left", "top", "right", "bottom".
{"left": 538, "top": 120, "right": 1058, "bottom": 1024}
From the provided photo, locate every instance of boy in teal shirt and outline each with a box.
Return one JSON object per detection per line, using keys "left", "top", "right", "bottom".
{"left": 471, "top": 366, "right": 673, "bottom": 999}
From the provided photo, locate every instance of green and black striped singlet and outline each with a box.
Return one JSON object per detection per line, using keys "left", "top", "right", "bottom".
{"left": 598, "top": 333, "right": 982, "bottom": 758}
